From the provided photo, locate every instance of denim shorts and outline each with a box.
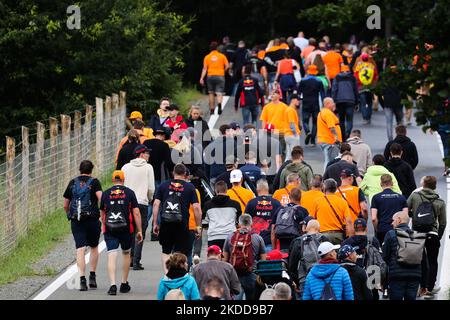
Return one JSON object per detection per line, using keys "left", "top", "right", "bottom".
{"left": 206, "top": 76, "right": 225, "bottom": 94}
{"left": 104, "top": 231, "right": 132, "bottom": 253}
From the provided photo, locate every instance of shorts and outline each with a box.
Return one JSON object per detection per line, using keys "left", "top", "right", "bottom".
{"left": 206, "top": 76, "right": 225, "bottom": 94}
{"left": 71, "top": 218, "right": 101, "bottom": 249}
{"left": 159, "top": 223, "right": 190, "bottom": 255}
{"left": 104, "top": 232, "right": 132, "bottom": 253}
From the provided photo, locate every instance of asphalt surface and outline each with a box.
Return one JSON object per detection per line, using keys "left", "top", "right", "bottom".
{"left": 32, "top": 99, "right": 448, "bottom": 300}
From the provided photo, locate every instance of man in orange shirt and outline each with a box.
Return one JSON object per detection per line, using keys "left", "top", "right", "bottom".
{"left": 311, "top": 179, "right": 352, "bottom": 245}
{"left": 200, "top": 41, "right": 229, "bottom": 115}
{"left": 273, "top": 173, "right": 301, "bottom": 206}
{"left": 300, "top": 174, "right": 324, "bottom": 215}
{"left": 336, "top": 169, "right": 368, "bottom": 223}
{"left": 323, "top": 43, "right": 344, "bottom": 88}
{"left": 284, "top": 92, "right": 301, "bottom": 159}
{"left": 226, "top": 169, "right": 255, "bottom": 213}
{"left": 317, "top": 97, "right": 342, "bottom": 171}
{"left": 301, "top": 38, "right": 317, "bottom": 61}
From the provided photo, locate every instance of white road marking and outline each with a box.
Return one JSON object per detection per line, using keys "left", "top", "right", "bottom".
{"left": 32, "top": 241, "right": 106, "bottom": 300}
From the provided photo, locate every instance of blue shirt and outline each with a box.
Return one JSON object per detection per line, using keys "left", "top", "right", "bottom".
{"left": 371, "top": 189, "right": 407, "bottom": 233}
{"left": 240, "top": 164, "right": 264, "bottom": 184}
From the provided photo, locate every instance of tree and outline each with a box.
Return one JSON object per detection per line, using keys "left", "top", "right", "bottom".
{"left": 0, "top": 0, "right": 191, "bottom": 141}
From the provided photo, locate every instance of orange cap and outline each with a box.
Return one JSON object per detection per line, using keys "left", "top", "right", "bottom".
{"left": 129, "top": 111, "right": 143, "bottom": 120}
{"left": 341, "top": 65, "right": 350, "bottom": 72}
{"left": 112, "top": 170, "right": 124, "bottom": 181}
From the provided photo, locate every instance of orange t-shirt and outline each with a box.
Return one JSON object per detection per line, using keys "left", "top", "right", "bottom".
{"left": 336, "top": 185, "right": 362, "bottom": 223}
{"left": 300, "top": 190, "right": 324, "bottom": 215}
{"left": 285, "top": 105, "right": 301, "bottom": 136}
{"left": 317, "top": 108, "right": 342, "bottom": 144}
{"left": 323, "top": 51, "right": 343, "bottom": 80}
{"left": 278, "top": 59, "right": 294, "bottom": 75}
{"left": 204, "top": 50, "right": 228, "bottom": 76}
{"left": 312, "top": 194, "right": 351, "bottom": 233}
{"left": 301, "top": 45, "right": 315, "bottom": 59}
{"left": 188, "top": 189, "right": 201, "bottom": 230}
{"left": 273, "top": 184, "right": 296, "bottom": 206}
{"left": 260, "top": 101, "right": 289, "bottom": 134}
{"left": 227, "top": 186, "right": 255, "bottom": 213}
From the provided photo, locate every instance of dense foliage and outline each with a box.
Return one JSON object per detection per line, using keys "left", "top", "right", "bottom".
{"left": 0, "top": 0, "right": 190, "bottom": 141}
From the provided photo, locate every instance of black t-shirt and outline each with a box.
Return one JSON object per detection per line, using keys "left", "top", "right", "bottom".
{"left": 63, "top": 175, "right": 102, "bottom": 217}
{"left": 154, "top": 179, "right": 199, "bottom": 224}
{"left": 144, "top": 139, "right": 174, "bottom": 182}
{"left": 246, "top": 196, "right": 282, "bottom": 244}
{"left": 100, "top": 185, "right": 139, "bottom": 233}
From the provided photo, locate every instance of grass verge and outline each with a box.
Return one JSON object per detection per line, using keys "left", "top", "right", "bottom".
{"left": 0, "top": 171, "right": 114, "bottom": 286}
{"left": 172, "top": 86, "right": 204, "bottom": 116}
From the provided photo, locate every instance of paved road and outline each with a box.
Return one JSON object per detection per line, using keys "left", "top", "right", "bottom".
{"left": 34, "top": 99, "right": 448, "bottom": 300}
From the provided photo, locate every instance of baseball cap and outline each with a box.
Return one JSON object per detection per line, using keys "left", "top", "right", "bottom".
{"left": 290, "top": 90, "right": 300, "bottom": 100}
{"left": 340, "top": 169, "right": 355, "bottom": 178}
{"left": 338, "top": 245, "right": 357, "bottom": 260}
{"left": 230, "top": 122, "right": 240, "bottom": 130}
{"left": 307, "top": 64, "right": 319, "bottom": 75}
{"left": 361, "top": 53, "right": 369, "bottom": 61}
{"left": 134, "top": 144, "right": 150, "bottom": 156}
{"left": 129, "top": 111, "right": 143, "bottom": 120}
{"left": 300, "top": 215, "right": 314, "bottom": 226}
{"left": 317, "top": 242, "right": 340, "bottom": 257}
{"left": 266, "top": 249, "right": 289, "bottom": 260}
{"left": 207, "top": 245, "right": 222, "bottom": 256}
{"left": 354, "top": 218, "right": 367, "bottom": 231}
{"left": 230, "top": 169, "right": 243, "bottom": 183}
{"left": 112, "top": 170, "right": 124, "bottom": 181}
{"left": 265, "top": 123, "right": 275, "bottom": 132}
{"left": 166, "top": 104, "right": 179, "bottom": 111}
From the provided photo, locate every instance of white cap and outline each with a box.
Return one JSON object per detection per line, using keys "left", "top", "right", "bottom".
{"left": 317, "top": 242, "right": 340, "bottom": 257}
{"left": 230, "top": 169, "right": 243, "bottom": 183}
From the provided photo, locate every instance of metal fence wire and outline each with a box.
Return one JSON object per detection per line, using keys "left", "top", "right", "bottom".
{"left": 0, "top": 92, "right": 126, "bottom": 258}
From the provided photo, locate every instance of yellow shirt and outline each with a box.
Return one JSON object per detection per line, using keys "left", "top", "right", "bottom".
{"left": 273, "top": 184, "right": 296, "bottom": 206}
{"left": 285, "top": 105, "right": 301, "bottom": 136}
{"left": 300, "top": 190, "right": 324, "bottom": 215}
{"left": 336, "top": 185, "right": 362, "bottom": 223}
{"left": 227, "top": 186, "right": 255, "bottom": 213}
{"left": 317, "top": 108, "right": 342, "bottom": 144}
{"left": 260, "top": 101, "right": 289, "bottom": 134}
{"left": 189, "top": 189, "right": 201, "bottom": 230}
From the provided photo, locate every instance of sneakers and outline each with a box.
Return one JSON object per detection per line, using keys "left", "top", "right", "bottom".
{"left": 133, "top": 263, "right": 144, "bottom": 271}
{"left": 423, "top": 292, "right": 435, "bottom": 300}
{"left": 217, "top": 104, "right": 222, "bottom": 115}
{"left": 120, "top": 282, "right": 131, "bottom": 293}
{"left": 382, "top": 289, "right": 389, "bottom": 299}
{"left": 431, "top": 287, "right": 441, "bottom": 294}
{"left": 89, "top": 275, "right": 97, "bottom": 289}
{"left": 79, "top": 278, "right": 88, "bottom": 291}
{"left": 107, "top": 285, "right": 117, "bottom": 296}
{"left": 304, "top": 132, "right": 311, "bottom": 145}
{"left": 193, "top": 255, "right": 201, "bottom": 266}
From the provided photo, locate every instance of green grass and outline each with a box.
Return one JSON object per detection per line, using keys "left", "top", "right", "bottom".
{"left": 172, "top": 86, "right": 204, "bottom": 117}
{"left": 0, "top": 170, "right": 114, "bottom": 286}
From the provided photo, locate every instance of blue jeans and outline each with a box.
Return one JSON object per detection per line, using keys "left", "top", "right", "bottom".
{"left": 389, "top": 280, "right": 420, "bottom": 300}
{"left": 384, "top": 107, "right": 404, "bottom": 141}
{"left": 320, "top": 143, "right": 339, "bottom": 171}
{"left": 336, "top": 102, "right": 354, "bottom": 140}
{"left": 359, "top": 91, "right": 373, "bottom": 120}
{"left": 302, "top": 107, "right": 319, "bottom": 143}
{"left": 236, "top": 272, "right": 257, "bottom": 300}
{"left": 242, "top": 105, "right": 260, "bottom": 126}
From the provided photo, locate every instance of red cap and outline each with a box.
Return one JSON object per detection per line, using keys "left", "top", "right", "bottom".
{"left": 266, "top": 249, "right": 288, "bottom": 260}
{"left": 207, "top": 245, "right": 222, "bottom": 256}
{"left": 361, "top": 53, "right": 369, "bottom": 61}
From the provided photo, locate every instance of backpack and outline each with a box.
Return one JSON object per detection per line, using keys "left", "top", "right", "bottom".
{"left": 356, "top": 62, "right": 375, "bottom": 86}
{"left": 297, "top": 235, "right": 321, "bottom": 284}
{"left": 320, "top": 269, "right": 339, "bottom": 300}
{"left": 364, "top": 237, "right": 387, "bottom": 287}
{"left": 412, "top": 194, "right": 436, "bottom": 233}
{"left": 230, "top": 229, "right": 254, "bottom": 274}
{"left": 275, "top": 205, "right": 301, "bottom": 239}
{"left": 69, "top": 177, "right": 93, "bottom": 221}
{"left": 160, "top": 190, "right": 183, "bottom": 224}
{"left": 395, "top": 228, "right": 426, "bottom": 266}
{"left": 105, "top": 187, "right": 129, "bottom": 234}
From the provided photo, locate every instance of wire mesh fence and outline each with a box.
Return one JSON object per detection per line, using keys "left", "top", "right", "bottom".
{"left": 0, "top": 92, "right": 126, "bottom": 258}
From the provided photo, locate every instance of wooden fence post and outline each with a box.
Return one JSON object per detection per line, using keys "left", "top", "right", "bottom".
{"left": 6, "top": 136, "right": 16, "bottom": 243}
{"left": 105, "top": 96, "right": 112, "bottom": 157}
{"left": 95, "top": 98, "right": 104, "bottom": 177}
{"left": 74, "top": 111, "right": 82, "bottom": 176}
{"left": 84, "top": 105, "right": 93, "bottom": 160}
{"left": 21, "top": 127, "right": 30, "bottom": 233}
{"left": 49, "top": 117, "right": 58, "bottom": 212}
{"left": 61, "top": 114, "right": 71, "bottom": 195}
{"left": 118, "top": 92, "right": 126, "bottom": 144}
{"left": 35, "top": 122, "right": 45, "bottom": 220}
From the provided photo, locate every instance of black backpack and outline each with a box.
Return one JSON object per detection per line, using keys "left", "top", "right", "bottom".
{"left": 320, "top": 269, "right": 339, "bottom": 300}
{"left": 412, "top": 194, "right": 436, "bottom": 233}
{"left": 161, "top": 191, "right": 183, "bottom": 224}
{"left": 69, "top": 177, "right": 93, "bottom": 221}
{"left": 105, "top": 187, "right": 129, "bottom": 234}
